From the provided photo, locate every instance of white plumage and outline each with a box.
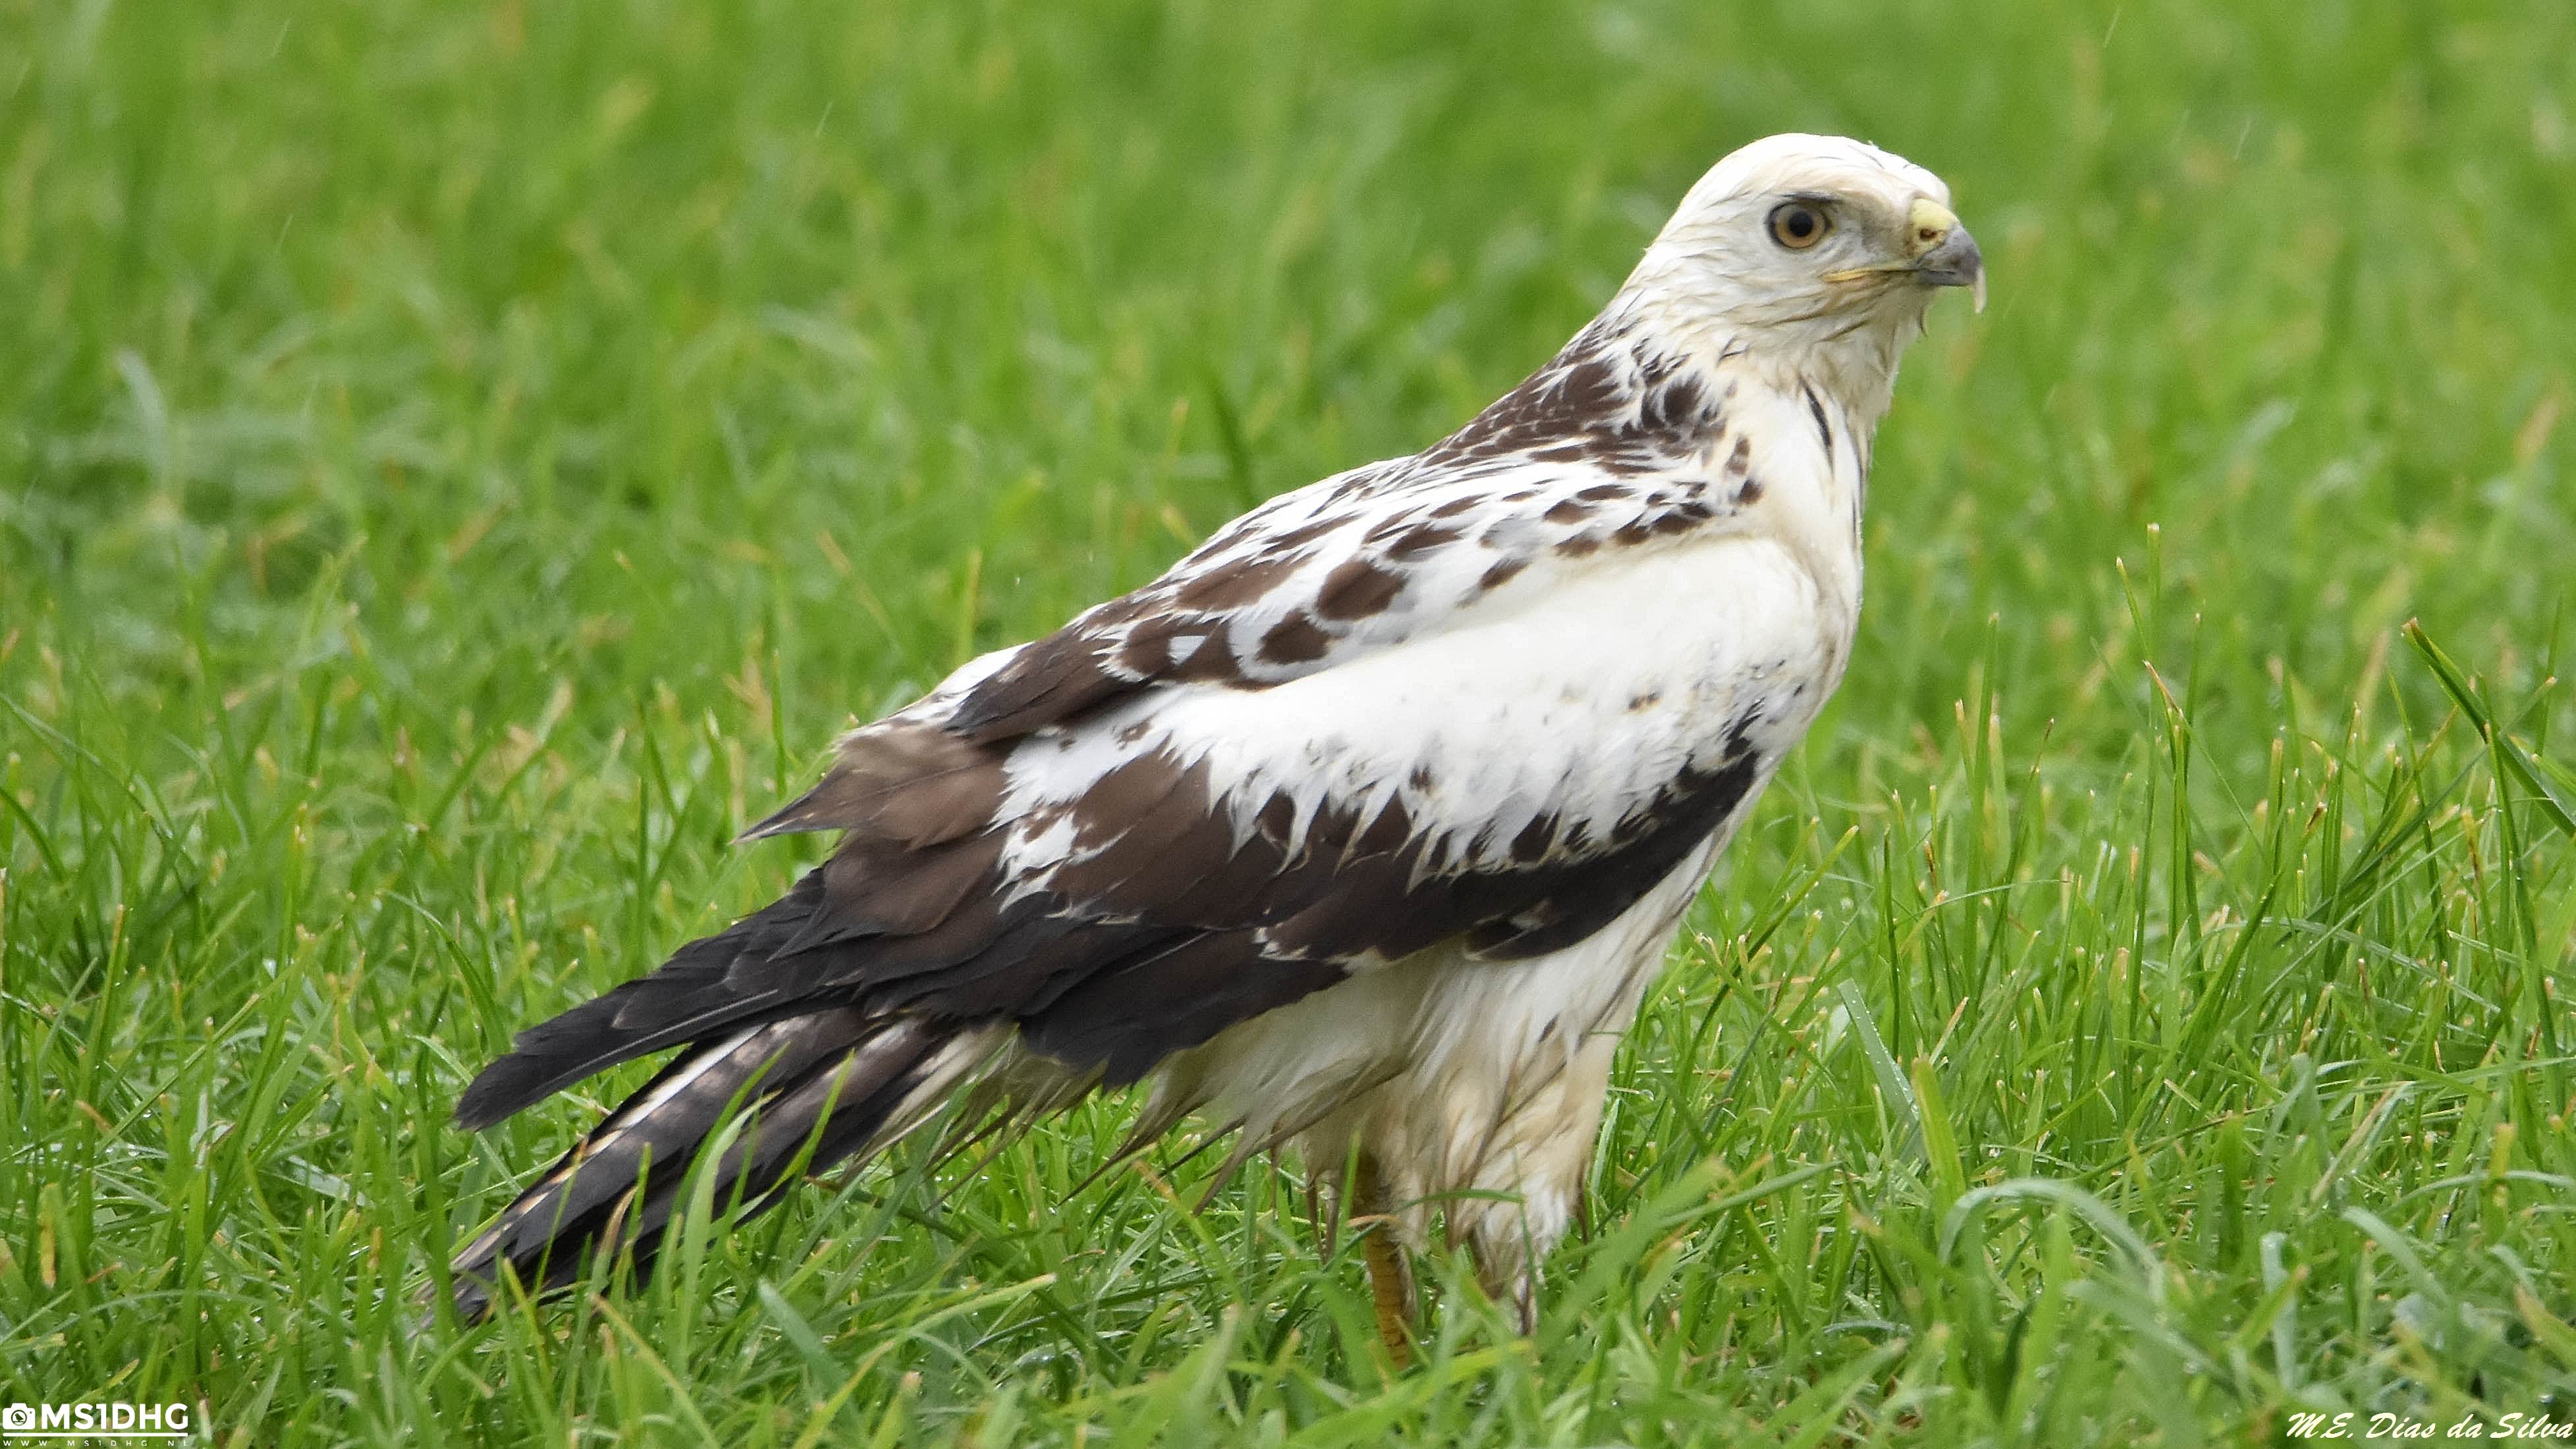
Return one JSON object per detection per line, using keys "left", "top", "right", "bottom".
{"left": 447, "top": 133, "right": 1982, "bottom": 1340}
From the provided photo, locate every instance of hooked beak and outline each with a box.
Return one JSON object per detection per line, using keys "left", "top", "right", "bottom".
{"left": 1824, "top": 196, "right": 1987, "bottom": 313}
{"left": 1904, "top": 197, "right": 1985, "bottom": 313}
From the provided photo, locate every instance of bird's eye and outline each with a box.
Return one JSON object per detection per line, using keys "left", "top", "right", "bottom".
{"left": 1767, "top": 202, "right": 1830, "bottom": 250}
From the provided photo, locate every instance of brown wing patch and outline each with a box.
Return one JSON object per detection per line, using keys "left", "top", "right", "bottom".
{"left": 952, "top": 552, "right": 1314, "bottom": 740}
{"left": 949, "top": 625, "right": 1139, "bottom": 744}
{"left": 742, "top": 724, "right": 1007, "bottom": 845}
{"left": 1259, "top": 613, "right": 1332, "bottom": 665}
{"left": 1313, "top": 559, "right": 1405, "bottom": 620}
{"left": 811, "top": 828, "right": 1006, "bottom": 940}
{"left": 1172, "top": 550, "right": 1309, "bottom": 610}
{"left": 1121, "top": 616, "right": 1238, "bottom": 683}
{"left": 1425, "top": 316, "right": 1724, "bottom": 476}
{"left": 1386, "top": 524, "right": 1461, "bottom": 560}
{"left": 580, "top": 700, "right": 1771, "bottom": 1099}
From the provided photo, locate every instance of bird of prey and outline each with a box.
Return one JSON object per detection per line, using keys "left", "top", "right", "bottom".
{"left": 446, "top": 132, "right": 1982, "bottom": 1354}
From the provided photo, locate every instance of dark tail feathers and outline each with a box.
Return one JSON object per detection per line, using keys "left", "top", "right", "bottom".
{"left": 445, "top": 1006, "right": 977, "bottom": 1320}
{"left": 452, "top": 871, "right": 839, "bottom": 1133}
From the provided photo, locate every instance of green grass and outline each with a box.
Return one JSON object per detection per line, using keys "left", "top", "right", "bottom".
{"left": 5, "top": 0, "right": 2576, "bottom": 1441}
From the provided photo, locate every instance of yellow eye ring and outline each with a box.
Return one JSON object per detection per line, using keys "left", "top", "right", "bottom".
{"left": 1767, "top": 202, "right": 1830, "bottom": 250}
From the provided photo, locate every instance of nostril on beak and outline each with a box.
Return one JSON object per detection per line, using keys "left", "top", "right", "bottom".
{"left": 1905, "top": 198, "right": 1963, "bottom": 259}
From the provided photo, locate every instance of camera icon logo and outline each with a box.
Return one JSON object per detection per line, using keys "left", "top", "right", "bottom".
{"left": 3, "top": 1404, "right": 35, "bottom": 1431}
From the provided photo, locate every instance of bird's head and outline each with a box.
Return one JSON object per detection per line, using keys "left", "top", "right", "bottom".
{"left": 1624, "top": 133, "right": 1981, "bottom": 425}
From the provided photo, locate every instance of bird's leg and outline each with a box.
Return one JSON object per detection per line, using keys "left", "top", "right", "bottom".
{"left": 1361, "top": 1222, "right": 1415, "bottom": 1367}
{"left": 1350, "top": 1155, "right": 1414, "bottom": 1369}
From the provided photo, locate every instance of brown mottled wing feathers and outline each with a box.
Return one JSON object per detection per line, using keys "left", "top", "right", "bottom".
{"left": 466, "top": 306, "right": 1761, "bottom": 1116}
{"left": 741, "top": 724, "right": 1004, "bottom": 844}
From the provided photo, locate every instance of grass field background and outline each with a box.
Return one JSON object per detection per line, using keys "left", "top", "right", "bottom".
{"left": 7, "top": 0, "right": 2576, "bottom": 1442}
